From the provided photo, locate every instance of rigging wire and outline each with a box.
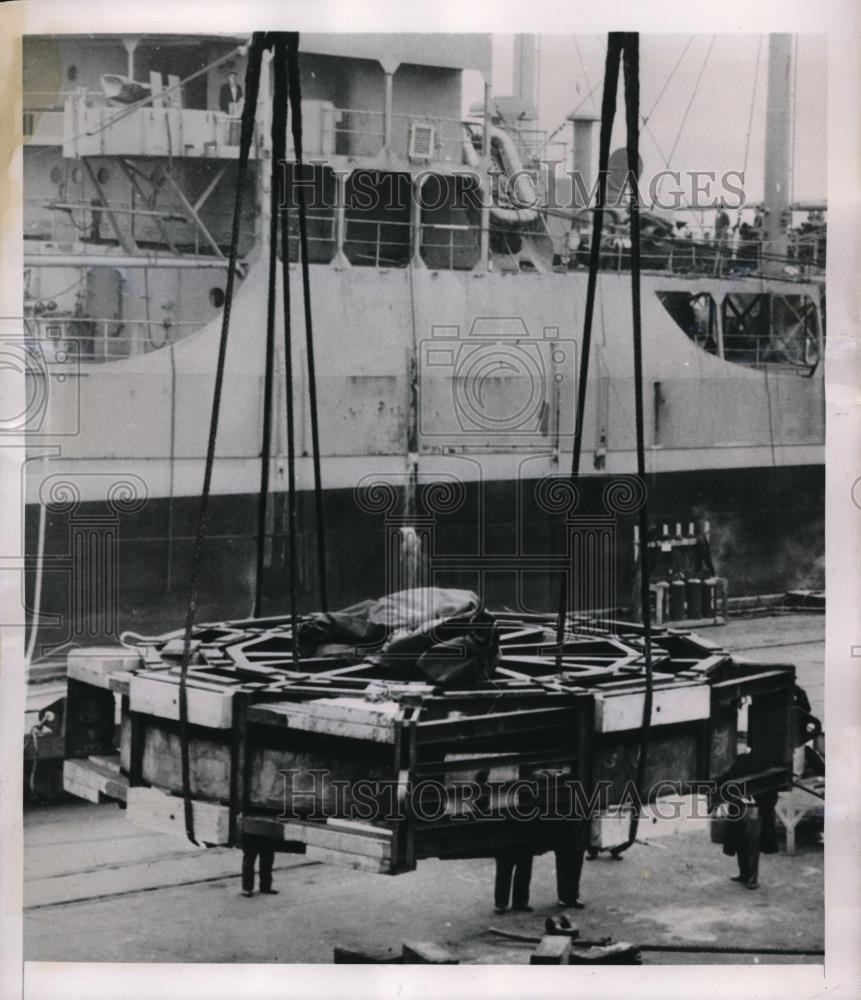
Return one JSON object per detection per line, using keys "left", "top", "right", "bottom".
{"left": 553, "top": 32, "right": 654, "bottom": 857}
{"left": 177, "top": 33, "right": 266, "bottom": 846}
{"left": 666, "top": 35, "right": 716, "bottom": 168}
{"left": 742, "top": 36, "right": 764, "bottom": 182}
{"left": 573, "top": 35, "right": 595, "bottom": 107}
{"left": 617, "top": 31, "right": 654, "bottom": 855}
{"left": 276, "top": 38, "right": 301, "bottom": 664}
{"left": 286, "top": 34, "right": 328, "bottom": 613}
{"left": 642, "top": 35, "right": 695, "bottom": 125}
{"left": 554, "top": 34, "right": 622, "bottom": 668}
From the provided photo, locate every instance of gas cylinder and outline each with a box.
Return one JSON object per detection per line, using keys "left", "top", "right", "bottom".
{"left": 652, "top": 581, "right": 670, "bottom": 624}
{"left": 686, "top": 577, "right": 702, "bottom": 620}
{"left": 701, "top": 577, "right": 717, "bottom": 617}
{"left": 669, "top": 577, "right": 687, "bottom": 621}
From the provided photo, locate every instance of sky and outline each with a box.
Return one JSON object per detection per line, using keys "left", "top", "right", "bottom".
{"left": 464, "top": 34, "right": 828, "bottom": 206}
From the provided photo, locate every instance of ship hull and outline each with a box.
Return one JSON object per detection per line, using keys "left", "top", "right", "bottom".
{"left": 23, "top": 461, "right": 823, "bottom": 650}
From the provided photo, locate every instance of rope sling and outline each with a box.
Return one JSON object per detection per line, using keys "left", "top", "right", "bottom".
{"left": 553, "top": 32, "right": 653, "bottom": 856}
{"left": 177, "top": 32, "right": 326, "bottom": 845}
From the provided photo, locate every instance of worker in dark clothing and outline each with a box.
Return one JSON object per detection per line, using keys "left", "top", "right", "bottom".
{"left": 241, "top": 835, "right": 278, "bottom": 897}
{"left": 493, "top": 848, "right": 534, "bottom": 914}
{"left": 554, "top": 844, "right": 586, "bottom": 909}
{"left": 219, "top": 71, "right": 243, "bottom": 114}
{"left": 713, "top": 782, "right": 779, "bottom": 890}
{"left": 724, "top": 792, "right": 779, "bottom": 890}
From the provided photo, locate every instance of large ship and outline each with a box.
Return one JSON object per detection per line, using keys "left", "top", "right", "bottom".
{"left": 20, "top": 31, "right": 825, "bottom": 660}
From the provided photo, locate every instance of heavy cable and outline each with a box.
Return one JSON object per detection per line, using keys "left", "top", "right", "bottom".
{"left": 616, "top": 31, "right": 654, "bottom": 855}
{"left": 253, "top": 42, "right": 283, "bottom": 618}
{"left": 286, "top": 33, "right": 328, "bottom": 612}
{"left": 177, "top": 34, "right": 266, "bottom": 846}
{"left": 554, "top": 34, "right": 623, "bottom": 669}
{"left": 274, "top": 37, "right": 301, "bottom": 664}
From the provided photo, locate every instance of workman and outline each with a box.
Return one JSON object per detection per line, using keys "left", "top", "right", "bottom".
{"left": 241, "top": 835, "right": 278, "bottom": 897}
{"left": 554, "top": 844, "right": 586, "bottom": 909}
{"left": 714, "top": 788, "right": 779, "bottom": 890}
{"left": 493, "top": 848, "right": 534, "bottom": 914}
{"left": 220, "top": 71, "right": 243, "bottom": 114}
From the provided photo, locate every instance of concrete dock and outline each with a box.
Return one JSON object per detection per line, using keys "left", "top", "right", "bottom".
{"left": 23, "top": 612, "right": 824, "bottom": 965}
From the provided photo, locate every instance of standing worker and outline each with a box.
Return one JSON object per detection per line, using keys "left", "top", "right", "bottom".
{"left": 241, "top": 835, "right": 278, "bottom": 898}
{"left": 493, "top": 848, "right": 534, "bottom": 914}
{"left": 219, "top": 70, "right": 243, "bottom": 114}
{"left": 554, "top": 843, "right": 586, "bottom": 909}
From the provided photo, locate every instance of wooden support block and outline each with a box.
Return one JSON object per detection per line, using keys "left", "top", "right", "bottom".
{"left": 276, "top": 821, "right": 393, "bottom": 860}
{"left": 531, "top": 935, "right": 572, "bottom": 964}
{"left": 304, "top": 845, "right": 391, "bottom": 873}
{"left": 108, "top": 671, "right": 135, "bottom": 695}
{"left": 67, "top": 647, "right": 144, "bottom": 688}
{"left": 594, "top": 683, "right": 710, "bottom": 733}
{"left": 332, "top": 945, "right": 401, "bottom": 964}
{"left": 130, "top": 674, "right": 234, "bottom": 729}
{"left": 63, "top": 775, "right": 101, "bottom": 803}
{"left": 127, "top": 786, "right": 231, "bottom": 845}
{"left": 63, "top": 757, "right": 128, "bottom": 803}
{"left": 248, "top": 698, "right": 398, "bottom": 743}
{"left": 401, "top": 941, "right": 458, "bottom": 964}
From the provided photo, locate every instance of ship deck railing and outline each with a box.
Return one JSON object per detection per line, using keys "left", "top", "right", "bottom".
{"left": 23, "top": 315, "right": 206, "bottom": 361}
{"left": 560, "top": 233, "right": 826, "bottom": 284}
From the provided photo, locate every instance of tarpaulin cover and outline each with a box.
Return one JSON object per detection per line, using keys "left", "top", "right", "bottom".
{"left": 368, "top": 588, "right": 480, "bottom": 631}
{"left": 296, "top": 588, "right": 497, "bottom": 685}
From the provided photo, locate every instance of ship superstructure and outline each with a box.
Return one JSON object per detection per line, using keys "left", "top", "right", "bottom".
{"left": 21, "top": 32, "right": 825, "bottom": 650}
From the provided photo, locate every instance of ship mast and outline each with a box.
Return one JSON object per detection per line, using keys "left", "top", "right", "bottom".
{"left": 512, "top": 34, "right": 538, "bottom": 113}
{"left": 761, "top": 33, "right": 793, "bottom": 276}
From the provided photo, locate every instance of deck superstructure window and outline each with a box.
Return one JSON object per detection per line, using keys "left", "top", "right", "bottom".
{"left": 723, "top": 292, "right": 820, "bottom": 372}
{"left": 343, "top": 170, "right": 411, "bottom": 268}
{"left": 419, "top": 172, "right": 482, "bottom": 271}
{"left": 657, "top": 292, "right": 719, "bottom": 355}
{"left": 280, "top": 162, "right": 337, "bottom": 265}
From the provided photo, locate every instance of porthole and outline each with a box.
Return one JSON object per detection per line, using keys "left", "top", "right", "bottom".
{"left": 97, "top": 166, "right": 110, "bottom": 184}
{"left": 50, "top": 166, "right": 63, "bottom": 185}
{"left": 67, "top": 65, "right": 78, "bottom": 82}
{"left": 209, "top": 287, "right": 225, "bottom": 308}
